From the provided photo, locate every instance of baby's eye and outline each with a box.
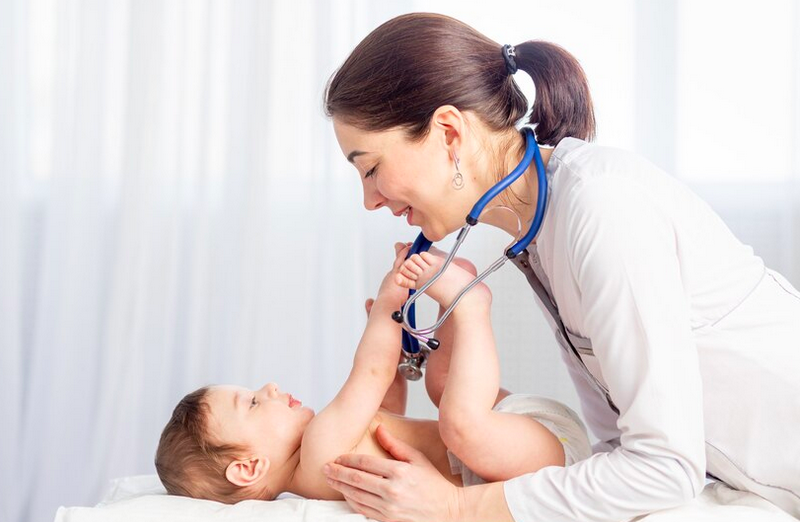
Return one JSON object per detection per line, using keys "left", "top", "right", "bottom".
{"left": 250, "top": 396, "right": 257, "bottom": 408}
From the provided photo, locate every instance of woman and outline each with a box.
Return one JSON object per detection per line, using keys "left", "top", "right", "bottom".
{"left": 321, "top": 12, "right": 800, "bottom": 522}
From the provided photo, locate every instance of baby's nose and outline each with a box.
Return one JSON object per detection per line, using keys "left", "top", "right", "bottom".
{"left": 265, "top": 383, "right": 279, "bottom": 397}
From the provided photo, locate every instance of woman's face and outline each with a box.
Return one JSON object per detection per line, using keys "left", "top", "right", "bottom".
{"left": 333, "top": 118, "right": 481, "bottom": 241}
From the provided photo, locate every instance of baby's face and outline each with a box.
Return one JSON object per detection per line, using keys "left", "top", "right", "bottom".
{"left": 206, "top": 383, "right": 315, "bottom": 464}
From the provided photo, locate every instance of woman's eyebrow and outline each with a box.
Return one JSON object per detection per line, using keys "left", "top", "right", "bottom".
{"left": 347, "top": 150, "right": 368, "bottom": 163}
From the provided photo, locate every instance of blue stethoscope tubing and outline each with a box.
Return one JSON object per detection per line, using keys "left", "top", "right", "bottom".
{"left": 396, "top": 127, "right": 548, "bottom": 370}
{"left": 399, "top": 233, "right": 433, "bottom": 361}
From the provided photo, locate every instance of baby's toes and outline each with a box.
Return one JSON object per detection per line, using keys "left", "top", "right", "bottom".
{"left": 395, "top": 271, "right": 415, "bottom": 289}
{"left": 399, "top": 263, "right": 420, "bottom": 280}
{"left": 418, "top": 252, "right": 441, "bottom": 271}
{"left": 404, "top": 255, "right": 426, "bottom": 275}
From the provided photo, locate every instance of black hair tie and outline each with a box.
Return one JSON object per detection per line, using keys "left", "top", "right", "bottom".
{"left": 502, "top": 44, "right": 517, "bottom": 75}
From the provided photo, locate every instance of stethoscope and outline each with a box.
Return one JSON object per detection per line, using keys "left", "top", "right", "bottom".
{"left": 393, "top": 127, "right": 549, "bottom": 380}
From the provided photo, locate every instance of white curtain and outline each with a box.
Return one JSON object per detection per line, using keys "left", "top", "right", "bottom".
{"left": 0, "top": 1, "right": 418, "bottom": 520}
{"left": 1, "top": 1, "right": 798, "bottom": 522}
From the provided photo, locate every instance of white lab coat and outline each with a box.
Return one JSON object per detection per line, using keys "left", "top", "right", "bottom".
{"left": 503, "top": 138, "right": 800, "bottom": 521}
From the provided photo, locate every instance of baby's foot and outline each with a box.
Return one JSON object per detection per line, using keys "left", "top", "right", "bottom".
{"left": 396, "top": 248, "right": 491, "bottom": 312}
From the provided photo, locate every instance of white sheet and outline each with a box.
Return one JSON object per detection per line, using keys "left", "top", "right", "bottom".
{"left": 54, "top": 474, "right": 797, "bottom": 522}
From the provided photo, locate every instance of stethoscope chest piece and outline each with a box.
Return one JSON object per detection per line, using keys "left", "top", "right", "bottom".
{"left": 398, "top": 358, "right": 424, "bottom": 381}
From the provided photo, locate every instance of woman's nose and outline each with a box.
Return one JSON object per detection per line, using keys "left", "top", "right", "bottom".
{"left": 362, "top": 185, "right": 386, "bottom": 211}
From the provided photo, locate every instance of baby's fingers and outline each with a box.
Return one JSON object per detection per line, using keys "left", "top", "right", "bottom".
{"left": 394, "top": 241, "right": 413, "bottom": 256}
{"left": 392, "top": 242, "right": 412, "bottom": 271}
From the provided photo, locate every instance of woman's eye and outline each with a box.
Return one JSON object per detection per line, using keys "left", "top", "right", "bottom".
{"left": 250, "top": 397, "right": 257, "bottom": 408}
{"left": 364, "top": 165, "right": 377, "bottom": 179}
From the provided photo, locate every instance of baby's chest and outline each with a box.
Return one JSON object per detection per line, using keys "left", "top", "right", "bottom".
{"left": 350, "top": 415, "right": 392, "bottom": 459}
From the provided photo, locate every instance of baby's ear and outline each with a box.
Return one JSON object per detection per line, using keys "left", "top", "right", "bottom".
{"left": 225, "top": 456, "right": 270, "bottom": 487}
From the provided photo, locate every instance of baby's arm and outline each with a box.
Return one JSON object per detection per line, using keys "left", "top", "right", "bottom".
{"left": 299, "top": 246, "right": 410, "bottom": 477}
{"left": 380, "top": 356, "right": 408, "bottom": 415}
{"left": 366, "top": 297, "right": 407, "bottom": 416}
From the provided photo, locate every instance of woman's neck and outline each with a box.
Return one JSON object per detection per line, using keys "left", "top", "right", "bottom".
{"left": 478, "top": 132, "right": 553, "bottom": 239}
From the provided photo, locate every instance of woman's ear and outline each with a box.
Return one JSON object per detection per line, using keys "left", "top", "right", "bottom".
{"left": 430, "top": 105, "right": 467, "bottom": 151}
{"left": 225, "top": 456, "right": 270, "bottom": 487}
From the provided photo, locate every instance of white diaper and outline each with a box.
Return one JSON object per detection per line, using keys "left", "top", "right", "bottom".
{"left": 446, "top": 394, "right": 592, "bottom": 486}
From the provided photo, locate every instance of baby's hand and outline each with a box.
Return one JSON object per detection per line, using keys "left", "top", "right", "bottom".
{"left": 375, "top": 242, "right": 412, "bottom": 305}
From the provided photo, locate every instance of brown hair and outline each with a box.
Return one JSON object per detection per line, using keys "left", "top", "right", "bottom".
{"left": 324, "top": 12, "right": 595, "bottom": 146}
{"left": 154, "top": 387, "right": 273, "bottom": 503}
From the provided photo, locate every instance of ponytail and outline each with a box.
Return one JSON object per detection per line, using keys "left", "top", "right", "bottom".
{"left": 514, "top": 41, "right": 596, "bottom": 145}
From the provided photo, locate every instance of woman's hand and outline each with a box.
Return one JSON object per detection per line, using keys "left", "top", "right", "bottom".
{"left": 323, "top": 424, "right": 463, "bottom": 522}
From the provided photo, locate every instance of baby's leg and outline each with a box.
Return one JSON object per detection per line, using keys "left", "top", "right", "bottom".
{"left": 423, "top": 304, "right": 453, "bottom": 409}
{"left": 424, "top": 304, "right": 511, "bottom": 409}
{"left": 397, "top": 251, "right": 493, "bottom": 411}
{"left": 420, "top": 253, "right": 475, "bottom": 409}
{"left": 397, "top": 253, "right": 564, "bottom": 481}
{"left": 414, "top": 255, "right": 509, "bottom": 409}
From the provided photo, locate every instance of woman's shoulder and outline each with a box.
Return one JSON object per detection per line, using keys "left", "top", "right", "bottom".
{"left": 544, "top": 139, "right": 689, "bottom": 253}
{"left": 550, "top": 138, "right": 658, "bottom": 186}
{"left": 549, "top": 138, "right": 686, "bottom": 219}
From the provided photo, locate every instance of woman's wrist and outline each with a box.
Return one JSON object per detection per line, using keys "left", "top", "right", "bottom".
{"left": 454, "top": 482, "right": 516, "bottom": 522}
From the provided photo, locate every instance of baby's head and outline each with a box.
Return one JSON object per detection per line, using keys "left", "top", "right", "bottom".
{"left": 155, "top": 382, "right": 314, "bottom": 503}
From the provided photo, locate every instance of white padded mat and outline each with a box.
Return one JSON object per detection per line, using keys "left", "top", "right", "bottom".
{"left": 54, "top": 474, "right": 797, "bottom": 522}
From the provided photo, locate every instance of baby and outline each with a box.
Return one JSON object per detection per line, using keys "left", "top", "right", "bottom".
{"left": 155, "top": 243, "right": 590, "bottom": 503}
